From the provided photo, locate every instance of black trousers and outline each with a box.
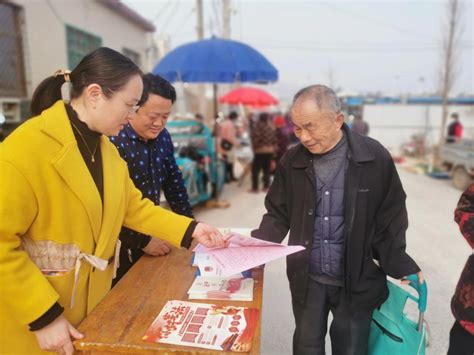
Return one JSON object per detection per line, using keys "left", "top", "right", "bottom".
{"left": 251, "top": 153, "right": 273, "bottom": 190}
{"left": 448, "top": 321, "right": 474, "bottom": 355}
{"left": 292, "top": 278, "right": 373, "bottom": 355}
{"left": 225, "top": 161, "right": 236, "bottom": 182}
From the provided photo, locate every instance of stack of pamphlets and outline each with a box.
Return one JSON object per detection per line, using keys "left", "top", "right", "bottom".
{"left": 187, "top": 276, "right": 254, "bottom": 301}
{"left": 143, "top": 300, "right": 259, "bottom": 352}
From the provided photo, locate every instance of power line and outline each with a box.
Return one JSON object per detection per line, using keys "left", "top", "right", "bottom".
{"left": 46, "top": 0, "right": 64, "bottom": 24}
{"left": 159, "top": 0, "right": 181, "bottom": 33}
{"left": 250, "top": 38, "right": 473, "bottom": 47}
{"left": 250, "top": 42, "right": 473, "bottom": 53}
{"left": 320, "top": 2, "right": 438, "bottom": 42}
{"left": 152, "top": 1, "right": 173, "bottom": 23}
{"left": 170, "top": 7, "right": 196, "bottom": 37}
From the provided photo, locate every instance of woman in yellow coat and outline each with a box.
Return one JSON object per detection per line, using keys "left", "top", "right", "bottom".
{"left": 0, "top": 48, "right": 226, "bottom": 354}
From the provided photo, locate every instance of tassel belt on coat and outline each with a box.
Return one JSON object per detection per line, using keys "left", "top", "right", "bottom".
{"left": 20, "top": 238, "right": 121, "bottom": 308}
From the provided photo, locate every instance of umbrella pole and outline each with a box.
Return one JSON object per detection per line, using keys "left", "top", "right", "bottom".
{"left": 209, "top": 83, "right": 230, "bottom": 208}
{"left": 213, "top": 83, "right": 218, "bottom": 119}
{"left": 212, "top": 83, "right": 220, "bottom": 200}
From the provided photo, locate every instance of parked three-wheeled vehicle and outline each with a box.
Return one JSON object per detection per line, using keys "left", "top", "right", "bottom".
{"left": 166, "top": 120, "right": 226, "bottom": 206}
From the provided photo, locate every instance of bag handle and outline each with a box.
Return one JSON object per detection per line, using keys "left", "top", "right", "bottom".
{"left": 405, "top": 273, "right": 428, "bottom": 331}
{"left": 405, "top": 274, "right": 428, "bottom": 312}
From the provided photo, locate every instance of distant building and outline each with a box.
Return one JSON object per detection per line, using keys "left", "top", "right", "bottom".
{"left": 0, "top": 0, "right": 158, "bottom": 135}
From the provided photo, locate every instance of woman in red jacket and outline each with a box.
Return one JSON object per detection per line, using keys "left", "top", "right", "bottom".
{"left": 449, "top": 183, "right": 474, "bottom": 354}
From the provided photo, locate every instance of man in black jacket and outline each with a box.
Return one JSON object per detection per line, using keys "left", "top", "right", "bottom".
{"left": 252, "top": 85, "right": 423, "bottom": 355}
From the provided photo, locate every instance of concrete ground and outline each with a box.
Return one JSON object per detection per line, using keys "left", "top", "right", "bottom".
{"left": 193, "top": 163, "right": 467, "bottom": 354}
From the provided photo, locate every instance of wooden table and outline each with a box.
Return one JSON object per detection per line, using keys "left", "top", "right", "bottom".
{"left": 74, "top": 244, "right": 263, "bottom": 354}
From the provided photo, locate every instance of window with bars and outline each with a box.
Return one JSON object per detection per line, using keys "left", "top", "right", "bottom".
{"left": 0, "top": 3, "right": 26, "bottom": 97}
{"left": 66, "top": 25, "right": 102, "bottom": 69}
{"left": 122, "top": 47, "right": 141, "bottom": 67}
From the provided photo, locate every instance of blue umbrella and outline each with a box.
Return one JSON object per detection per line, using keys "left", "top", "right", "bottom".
{"left": 153, "top": 37, "right": 277, "bottom": 201}
{"left": 153, "top": 36, "right": 278, "bottom": 83}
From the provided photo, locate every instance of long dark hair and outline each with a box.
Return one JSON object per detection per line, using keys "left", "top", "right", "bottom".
{"left": 31, "top": 47, "right": 142, "bottom": 116}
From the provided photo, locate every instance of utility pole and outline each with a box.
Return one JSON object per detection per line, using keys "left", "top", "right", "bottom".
{"left": 196, "top": 0, "right": 204, "bottom": 39}
{"left": 221, "top": 0, "right": 231, "bottom": 39}
{"left": 220, "top": 0, "right": 233, "bottom": 109}
{"left": 196, "top": 0, "right": 207, "bottom": 120}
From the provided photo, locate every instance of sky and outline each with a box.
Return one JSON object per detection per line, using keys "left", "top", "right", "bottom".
{"left": 124, "top": 0, "right": 473, "bottom": 101}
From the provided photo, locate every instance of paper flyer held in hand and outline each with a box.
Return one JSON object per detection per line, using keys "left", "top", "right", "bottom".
{"left": 143, "top": 300, "right": 259, "bottom": 352}
{"left": 193, "top": 233, "right": 305, "bottom": 277}
{"left": 188, "top": 276, "right": 254, "bottom": 301}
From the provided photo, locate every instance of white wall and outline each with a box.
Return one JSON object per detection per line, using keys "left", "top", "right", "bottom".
{"left": 363, "top": 104, "right": 474, "bottom": 151}
{"left": 11, "top": 0, "right": 152, "bottom": 97}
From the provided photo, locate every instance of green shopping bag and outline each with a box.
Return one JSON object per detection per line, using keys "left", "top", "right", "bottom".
{"left": 368, "top": 274, "right": 428, "bottom": 355}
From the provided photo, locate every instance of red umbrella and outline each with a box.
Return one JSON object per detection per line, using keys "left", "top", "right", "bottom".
{"left": 219, "top": 87, "right": 278, "bottom": 107}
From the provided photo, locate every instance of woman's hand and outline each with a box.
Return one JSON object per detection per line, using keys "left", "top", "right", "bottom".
{"left": 33, "top": 315, "right": 84, "bottom": 355}
{"left": 192, "top": 223, "right": 228, "bottom": 248}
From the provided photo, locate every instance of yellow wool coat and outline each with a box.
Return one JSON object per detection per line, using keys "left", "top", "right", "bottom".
{"left": 0, "top": 101, "right": 192, "bottom": 354}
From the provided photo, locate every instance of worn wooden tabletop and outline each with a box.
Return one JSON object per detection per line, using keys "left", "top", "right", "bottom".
{"left": 74, "top": 243, "right": 263, "bottom": 354}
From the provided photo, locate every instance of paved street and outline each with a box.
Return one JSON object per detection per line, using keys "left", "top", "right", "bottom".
{"left": 193, "top": 162, "right": 467, "bottom": 354}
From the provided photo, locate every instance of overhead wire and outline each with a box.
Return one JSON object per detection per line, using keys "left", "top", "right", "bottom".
{"left": 320, "top": 2, "right": 438, "bottom": 42}
{"left": 159, "top": 0, "right": 181, "bottom": 33}
{"left": 46, "top": 0, "right": 64, "bottom": 24}
{"left": 152, "top": 1, "right": 173, "bottom": 23}
{"left": 251, "top": 42, "right": 473, "bottom": 53}
{"left": 170, "top": 7, "right": 197, "bottom": 37}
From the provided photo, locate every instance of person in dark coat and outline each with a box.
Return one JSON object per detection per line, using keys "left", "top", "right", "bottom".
{"left": 273, "top": 114, "right": 290, "bottom": 168}
{"left": 251, "top": 85, "right": 423, "bottom": 355}
{"left": 448, "top": 183, "right": 474, "bottom": 354}
{"left": 250, "top": 112, "right": 276, "bottom": 192}
{"left": 350, "top": 115, "right": 369, "bottom": 136}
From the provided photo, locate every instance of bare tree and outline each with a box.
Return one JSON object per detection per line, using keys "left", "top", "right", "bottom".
{"left": 438, "top": 0, "right": 463, "bottom": 148}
